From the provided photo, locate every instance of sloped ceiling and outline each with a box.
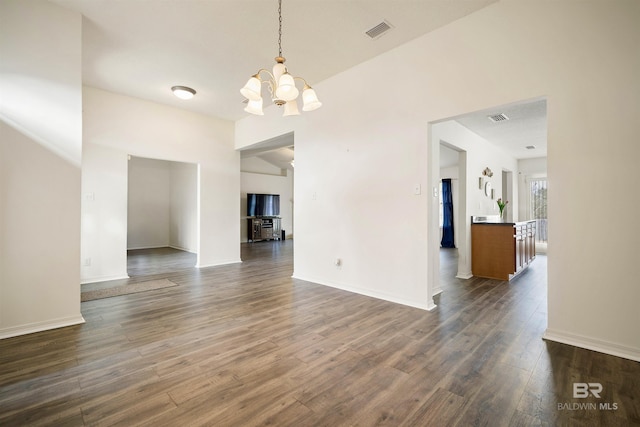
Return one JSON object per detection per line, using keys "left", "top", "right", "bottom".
{"left": 51, "top": 0, "right": 497, "bottom": 121}
{"left": 51, "top": 0, "right": 543, "bottom": 161}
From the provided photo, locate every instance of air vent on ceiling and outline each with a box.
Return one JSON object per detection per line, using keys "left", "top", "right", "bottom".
{"left": 526, "top": 145, "right": 536, "bottom": 150}
{"left": 488, "top": 113, "right": 509, "bottom": 123}
{"left": 365, "top": 21, "right": 393, "bottom": 39}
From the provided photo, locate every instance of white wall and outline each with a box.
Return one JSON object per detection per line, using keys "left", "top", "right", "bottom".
{"left": 240, "top": 157, "right": 294, "bottom": 242}
{"left": 0, "top": 0, "right": 84, "bottom": 338}
{"left": 127, "top": 157, "right": 198, "bottom": 252}
{"left": 82, "top": 87, "right": 239, "bottom": 284}
{"left": 128, "top": 157, "right": 172, "bottom": 249}
{"left": 236, "top": 1, "right": 640, "bottom": 360}
{"left": 169, "top": 161, "right": 198, "bottom": 252}
{"left": 81, "top": 143, "right": 128, "bottom": 283}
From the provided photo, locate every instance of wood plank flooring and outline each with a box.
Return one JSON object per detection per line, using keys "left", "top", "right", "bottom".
{"left": 1, "top": 241, "right": 639, "bottom": 426}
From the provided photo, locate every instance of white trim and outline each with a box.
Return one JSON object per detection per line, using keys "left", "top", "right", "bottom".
{"left": 126, "top": 245, "right": 169, "bottom": 250}
{"left": 292, "top": 274, "right": 433, "bottom": 311}
{"left": 81, "top": 274, "right": 130, "bottom": 285}
{"left": 196, "top": 259, "right": 242, "bottom": 269}
{"left": 0, "top": 315, "right": 85, "bottom": 340}
{"left": 168, "top": 245, "right": 196, "bottom": 254}
{"left": 456, "top": 272, "right": 473, "bottom": 279}
{"left": 543, "top": 328, "right": 640, "bottom": 362}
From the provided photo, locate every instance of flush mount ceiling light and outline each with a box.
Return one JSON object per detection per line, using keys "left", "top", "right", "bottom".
{"left": 171, "top": 86, "right": 196, "bottom": 100}
{"left": 240, "top": 0, "right": 322, "bottom": 116}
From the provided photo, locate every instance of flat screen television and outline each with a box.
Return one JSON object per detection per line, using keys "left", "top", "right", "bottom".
{"left": 247, "top": 193, "right": 280, "bottom": 217}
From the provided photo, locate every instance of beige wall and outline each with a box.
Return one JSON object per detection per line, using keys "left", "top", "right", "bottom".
{"left": 0, "top": 0, "right": 84, "bottom": 338}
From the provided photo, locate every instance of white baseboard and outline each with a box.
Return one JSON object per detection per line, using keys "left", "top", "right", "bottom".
{"left": 168, "top": 245, "right": 196, "bottom": 254}
{"left": 291, "top": 274, "right": 432, "bottom": 311}
{"left": 81, "top": 274, "right": 130, "bottom": 285}
{"left": 456, "top": 271, "right": 473, "bottom": 279}
{"left": 0, "top": 315, "right": 85, "bottom": 340}
{"left": 127, "top": 245, "right": 166, "bottom": 250}
{"left": 127, "top": 245, "right": 197, "bottom": 253}
{"left": 197, "top": 259, "right": 242, "bottom": 269}
{"left": 543, "top": 328, "right": 640, "bottom": 362}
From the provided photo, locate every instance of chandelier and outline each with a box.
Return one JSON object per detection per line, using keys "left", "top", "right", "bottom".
{"left": 240, "top": 0, "right": 322, "bottom": 116}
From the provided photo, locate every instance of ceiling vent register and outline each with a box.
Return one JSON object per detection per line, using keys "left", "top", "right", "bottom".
{"left": 366, "top": 21, "right": 393, "bottom": 39}
{"left": 488, "top": 113, "right": 509, "bottom": 122}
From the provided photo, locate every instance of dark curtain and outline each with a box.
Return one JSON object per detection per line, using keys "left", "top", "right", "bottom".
{"left": 441, "top": 179, "right": 455, "bottom": 248}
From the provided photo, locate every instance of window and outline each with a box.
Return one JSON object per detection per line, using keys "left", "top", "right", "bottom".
{"left": 529, "top": 178, "right": 548, "bottom": 244}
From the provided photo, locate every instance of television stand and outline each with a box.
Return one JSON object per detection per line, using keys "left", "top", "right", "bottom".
{"left": 248, "top": 217, "right": 282, "bottom": 242}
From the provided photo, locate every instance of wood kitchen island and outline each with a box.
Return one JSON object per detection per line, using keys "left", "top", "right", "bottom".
{"left": 471, "top": 216, "right": 536, "bottom": 280}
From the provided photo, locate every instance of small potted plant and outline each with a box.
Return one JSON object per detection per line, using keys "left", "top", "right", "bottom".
{"left": 497, "top": 198, "right": 508, "bottom": 219}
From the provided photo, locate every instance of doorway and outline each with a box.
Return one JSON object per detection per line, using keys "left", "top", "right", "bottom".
{"left": 238, "top": 132, "right": 295, "bottom": 248}
{"left": 427, "top": 98, "right": 548, "bottom": 306}
{"left": 438, "top": 143, "right": 466, "bottom": 286}
{"left": 127, "top": 156, "right": 198, "bottom": 277}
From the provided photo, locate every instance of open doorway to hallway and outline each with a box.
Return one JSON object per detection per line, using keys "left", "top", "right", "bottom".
{"left": 429, "top": 97, "right": 548, "bottom": 305}
{"left": 439, "top": 143, "right": 464, "bottom": 283}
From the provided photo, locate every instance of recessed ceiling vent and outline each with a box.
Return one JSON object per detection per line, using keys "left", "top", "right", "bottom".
{"left": 365, "top": 21, "right": 393, "bottom": 39}
{"left": 488, "top": 113, "right": 509, "bottom": 123}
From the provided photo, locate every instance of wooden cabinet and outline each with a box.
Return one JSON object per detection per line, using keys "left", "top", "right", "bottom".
{"left": 514, "top": 221, "right": 536, "bottom": 275}
{"left": 471, "top": 220, "right": 536, "bottom": 280}
{"left": 247, "top": 217, "right": 282, "bottom": 242}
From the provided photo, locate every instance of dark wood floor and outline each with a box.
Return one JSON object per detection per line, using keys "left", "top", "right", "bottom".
{"left": 127, "top": 247, "right": 197, "bottom": 278}
{"left": 1, "top": 241, "right": 639, "bottom": 426}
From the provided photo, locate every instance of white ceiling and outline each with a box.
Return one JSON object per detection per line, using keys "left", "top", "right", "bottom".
{"left": 440, "top": 98, "right": 547, "bottom": 168}
{"left": 50, "top": 0, "right": 544, "bottom": 167}
{"left": 454, "top": 98, "right": 547, "bottom": 160}
{"left": 52, "top": 0, "right": 497, "bottom": 121}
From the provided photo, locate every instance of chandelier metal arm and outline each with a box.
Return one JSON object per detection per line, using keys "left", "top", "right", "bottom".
{"left": 293, "top": 76, "right": 312, "bottom": 89}
{"left": 254, "top": 69, "right": 276, "bottom": 82}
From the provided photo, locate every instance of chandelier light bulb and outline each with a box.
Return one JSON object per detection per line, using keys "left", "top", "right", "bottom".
{"left": 283, "top": 100, "right": 300, "bottom": 116}
{"left": 240, "top": 76, "right": 262, "bottom": 101}
{"left": 275, "top": 73, "right": 299, "bottom": 102}
{"left": 302, "top": 86, "right": 322, "bottom": 111}
{"left": 244, "top": 98, "right": 264, "bottom": 115}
